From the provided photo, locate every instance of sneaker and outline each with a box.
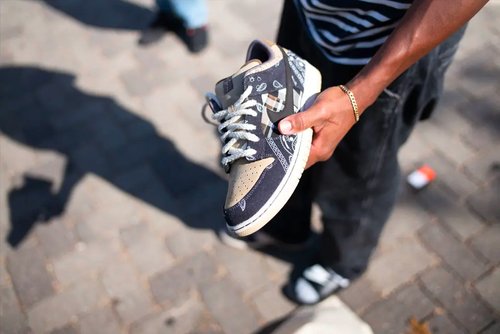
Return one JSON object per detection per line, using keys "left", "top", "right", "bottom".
{"left": 206, "top": 40, "right": 321, "bottom": 237}
{"left": 218, "top": 228, "right": 312, "bottom": 251}
{"left": 285, "top": 264, "right": 350, "bottom": 305}
{"left": 183, "top": 26, "right": 208, "bottom": 53}
{"left": 138, "top": 11, "right": 183, "bottom": 46}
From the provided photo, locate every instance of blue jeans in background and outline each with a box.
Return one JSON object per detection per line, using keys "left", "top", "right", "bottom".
{"left": 156, "top": 0, "right": 207, "bottom": 29}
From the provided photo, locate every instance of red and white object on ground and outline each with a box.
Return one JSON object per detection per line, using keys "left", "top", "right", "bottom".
{"left": 407, "top": 165, "right": 437, "bottom": 190}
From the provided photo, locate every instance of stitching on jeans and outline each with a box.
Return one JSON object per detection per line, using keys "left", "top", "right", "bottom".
{"left": 383, "top": 88, "right": 401, "bottom": 100}
{"left": 359, "top": 95, "right": 401, "bottom": 224}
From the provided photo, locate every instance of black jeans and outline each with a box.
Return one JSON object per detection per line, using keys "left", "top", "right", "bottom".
{"left": 263, "top": 1, "right": 465, "bottom": 279}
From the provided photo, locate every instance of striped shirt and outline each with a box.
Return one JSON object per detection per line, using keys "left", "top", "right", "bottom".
{"left": 295, "top": 0, "right": 413, "bottom": 65}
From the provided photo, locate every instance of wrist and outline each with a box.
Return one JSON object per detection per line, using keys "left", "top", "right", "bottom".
{"left": 346, "top": 74, "right": 384, "bottom": 113}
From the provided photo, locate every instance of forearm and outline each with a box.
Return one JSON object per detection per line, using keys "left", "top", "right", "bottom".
{"left": 348, "top": 0, "right": 489, "bottom": 111}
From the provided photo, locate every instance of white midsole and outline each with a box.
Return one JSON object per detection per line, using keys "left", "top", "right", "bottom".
{"left": 229, "top": 59, "right": 322, "bottom": 237}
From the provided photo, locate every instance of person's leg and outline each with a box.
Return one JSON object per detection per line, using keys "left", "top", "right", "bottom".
{"left": 317, "top": 26, "right": 467, "bottom": 280}
{"left": 286, "top": 26, "right": 466, "bottom": 304}
{"left": 140, "top": 0, "right": 208, "bottom": 51}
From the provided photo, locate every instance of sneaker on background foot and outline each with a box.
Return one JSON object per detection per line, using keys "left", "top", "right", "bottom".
{"left": 285, "top": 263, "right": 350, "bottom": 305}
{"left": 206, "top": 40, "right": 322, "bottom": 237}
{"left": 138, "top": 11, "right": 183, "bottom": 46}
{"left": 183, "top": 26, "right": 208, "bottom": 53}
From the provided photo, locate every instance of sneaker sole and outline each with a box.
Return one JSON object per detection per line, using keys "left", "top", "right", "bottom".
{"left": 228, "top": 60, "right": 322, "bottom": 237}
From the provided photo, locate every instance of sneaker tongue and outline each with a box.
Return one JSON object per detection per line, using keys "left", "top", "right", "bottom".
{"left": 215, "top": 59, "right": 262, "bottom": 109}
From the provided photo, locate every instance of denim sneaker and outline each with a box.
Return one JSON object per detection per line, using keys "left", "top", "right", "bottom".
{"left": 206, "top": 40, "right": 321, "bottom": 236}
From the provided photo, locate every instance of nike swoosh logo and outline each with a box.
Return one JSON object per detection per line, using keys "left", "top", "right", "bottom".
{"left": 266, "top": 47, "right": 295, "bottom": 126}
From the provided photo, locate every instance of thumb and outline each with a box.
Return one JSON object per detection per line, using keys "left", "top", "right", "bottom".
{"left": 278, "top": 103, "right": 325, "bottom": 135}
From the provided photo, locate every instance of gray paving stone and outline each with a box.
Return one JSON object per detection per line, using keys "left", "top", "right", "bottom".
{"left": 79, "top": 306, "right": 121, "bottom": 334}
{"left": 0, "top": 260, "right": 11, "bottom": 288}
{"left": 149, "top": 252, "right": 218, "bottom": 306}
{"left": 110, "top": 163, "right": 158, "bottom": 193}
{"left": 25, "top": 156, "right": 65, "bottom": 191}
{"left": 75, "top": 201, "right": 141, "bottom": 243}
{"left": 141, "top": 206, "right": 184, "bottom": 239}
{"left": 120, "top": 67, "right": 161, "bottom": 97}
{"left": 108, "top": 136, "right": 163, "bottom": 171}
{"left": 475, "top": 268, "right": 500, "bottom": 313}
{"left": 366, "top": 237, "right": 437, "bottom": 296}
{"left": 190, "top": 73, "right": 218, "bottom": 97}
{"left": 263, "top": 255, "right": 291, "bottom": 283}
{"left": 88, "top": 114, "right": 128, "bottom": 152}
{"left": 418, "top": 122, "right": 476, "bottom": 167}
{"left": 28, "top": 279, "right": 107, "bottom": 334}
{"left": 461, "top": 125, "right": 500, "bottom": 154}
{"left": 200, "top": 277, "right": 261, "bottom": 334}
{"left": 6, "top": 244, "right": 55, "bottom": 308}
{"left": 71, "top": 144, "right": 111, "bottom": 177}
{"left": 49, "top": 324, "right": 78, "bottom": 334}
{"left": 120, "top": 224, "right": 174, "bottom": 277}
{"left": 338, "top": 276, "right": 381, "bottom": 314}
{"left": 467, "top": 178, "right": 500, "bottom": 224}
{"left": 463, "top": 146, "right": 500, "bottom": 183}
{"left": 188, "top": 309, "right": 225, "bottom": 334}
{"left": 481, "top": 322, "right": 500, "bottom": 334}
{"left": 378, "top": 189, "right": 431, "bottom": 246}
{"left": 427, "top": 313, "right": 466, "bottom": 334}
{"left": 101, "top": 259, "right": 155, "bottom": 324}
{"left": 132, "top": 181, "right": 180, "bottom": 216}
{"left": 416, "top": 185, "right": 485, "bottom": 241}
{"left": 101, "top": 260, "right": 144, "bottom": 299}
{"left": 214, "top": 244, "right": 271, "bottom": 297}
{"left": 470, "top": 224, "right": 500, "bottom": 265}
{"left": 113, "top": 288, "right": 153, "bottom": 326}
{"left": 418, "top": 223, "right": 489, "bottom": 281}
{"left": 423, "top": 153, "right": 480, "bottom": 200}
{"left": 130, "top": 298, "right": 219, "bottom": 334}
{"left": 52, "top": 240, "right": 122, "bottom": 286}
{"left": 164, "top": 228, "right": 216, "bottom": 259}
{"left": 51, "top": 100, "right": 107, "bottom": 131}
{"left": 399, "top": 131, "right": 435, "bottom": 171}
{"left": 149, "top": 264, "right": 196, "bottom": 306}
{"left": 431, "top": 89, "right": 474, "bottom": 135}
{"left": 35, "top": 219, "right": 77, "bottom": 259}
{"left": 252, "top": 284, "right": 296, "bottom": 322}
{"left": 420, "top": 266, "right": 494, "bottom": 333}
{"left": 362, "top": 284, "right": 434, "bottom": 334}
{"left": 0, "top": 285, "right": 31, "bottom": 334}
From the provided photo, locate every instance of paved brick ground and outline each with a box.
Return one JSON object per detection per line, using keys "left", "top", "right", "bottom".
{"left": 1, "top": 1, "right": 499, "bottom": 333}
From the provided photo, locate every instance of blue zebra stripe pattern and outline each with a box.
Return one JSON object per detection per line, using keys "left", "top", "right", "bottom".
{"left": 294, "top": 0, "right": 413, "bottom": 65}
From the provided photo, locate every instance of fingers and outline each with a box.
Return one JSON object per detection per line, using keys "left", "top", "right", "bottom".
{"left": 278, "top": 101, "right": 328, "bottom": 135}
{"left": 305, "top": 141, "right": 333, "bottom": 169}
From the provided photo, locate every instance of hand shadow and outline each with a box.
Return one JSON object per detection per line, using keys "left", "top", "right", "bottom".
{"left": 7, "top": 176, "right": 63, "bottom": 246}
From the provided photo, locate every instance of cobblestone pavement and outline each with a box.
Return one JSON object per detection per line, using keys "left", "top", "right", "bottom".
{"left": 1, "top": 1, "right": 499, "bottom": 333}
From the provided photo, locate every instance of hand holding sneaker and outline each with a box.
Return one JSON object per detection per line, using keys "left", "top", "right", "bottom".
{"left": 279, "top": 85, "right": 368, "bottom": 169}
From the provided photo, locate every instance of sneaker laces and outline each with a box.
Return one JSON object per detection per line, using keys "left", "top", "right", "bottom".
{"left": 211, "top": 86, "right": 260, "bottom": 167}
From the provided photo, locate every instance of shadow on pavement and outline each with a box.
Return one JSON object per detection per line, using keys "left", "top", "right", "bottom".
{"left": 40, "top": 0, "right": 153, "bottom": 31}
{"left": 0, "top": 66, "right": 228, "bottom": 247}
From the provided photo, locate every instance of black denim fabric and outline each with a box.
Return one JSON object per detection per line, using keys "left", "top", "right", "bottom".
{"left": 262, "top": 0, "right": 465, "bottom": 279}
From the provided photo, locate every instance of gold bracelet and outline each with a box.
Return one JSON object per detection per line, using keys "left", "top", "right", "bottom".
{"left": 338, "top": 85, "right": 360, "bottom": 122}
